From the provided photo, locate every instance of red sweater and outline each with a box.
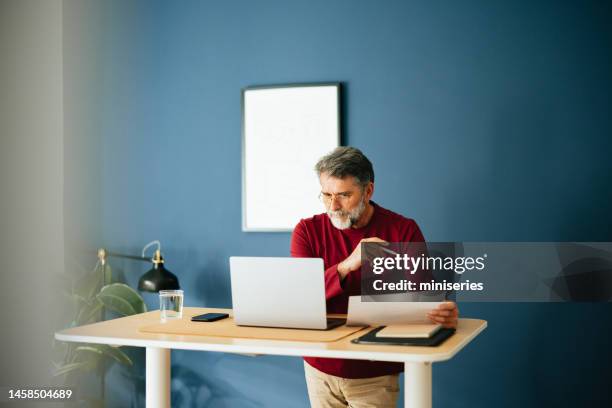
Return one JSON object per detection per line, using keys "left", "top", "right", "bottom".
{"left": 290, "top": 202, "right": 425, "bottom": 379}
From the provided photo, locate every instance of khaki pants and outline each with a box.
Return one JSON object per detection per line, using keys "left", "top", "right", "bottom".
{"left": 304, "top": 362, "right": 400, "bottom": 408}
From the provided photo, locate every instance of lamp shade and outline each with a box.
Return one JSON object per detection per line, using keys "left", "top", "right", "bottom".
{"left": 138, "top": 251, "right": 180, "bottom": 292}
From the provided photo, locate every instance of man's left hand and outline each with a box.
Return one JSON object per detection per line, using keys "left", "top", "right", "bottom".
{"left": 427, "top": 301, "right": 459, "bottom": 328}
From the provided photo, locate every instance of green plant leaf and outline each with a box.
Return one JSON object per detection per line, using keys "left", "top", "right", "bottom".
{"left": 76, "top": 300, "right": 104, "bottom": 325}
{"left": 69, "top": 293, "right": 93, "bottom": 307}
{"left": 73, "top": 345, "right": 132, "bottom": 367}
{"left": 73, "top": 294, "right": 104, "bottom": 326}
{"left": 101, "top": 346, "right": 132, "bottom": 366}
{"left": 53, "top": 361, "right": 92, "bottom": 377}
{"left": 97, "top": 283, "right": 147, "bottom": 316}
{"left": 98, "top": 292, "right": 135, "bottom": 315}
{"left": 71, "top": 346, "right": 101, "bottom": 364}
{"left": 74, "top": 262, "right": 104, "bottom": 300}
{"left": 103, "top": 264, "right": 112, "bottom": 285}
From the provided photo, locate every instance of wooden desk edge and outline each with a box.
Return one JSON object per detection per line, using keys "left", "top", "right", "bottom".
{"left": 54, "top": 308, "right": 487, "bottom": 364}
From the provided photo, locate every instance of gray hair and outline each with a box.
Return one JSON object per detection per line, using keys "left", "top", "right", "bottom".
{"left": 314, "top": 146, "right": 375, "bottom": 187}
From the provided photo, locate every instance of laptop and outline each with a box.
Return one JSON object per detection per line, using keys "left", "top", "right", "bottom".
{"left": 229, "top": 257, "right": 346, "bottom": 330}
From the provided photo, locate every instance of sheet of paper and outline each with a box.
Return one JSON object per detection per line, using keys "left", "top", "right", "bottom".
{"left": 375, "top": 324, "right": 442, "bottom": 338}
{"left": 346, "top": 295, "right": 444, "bottom": 326}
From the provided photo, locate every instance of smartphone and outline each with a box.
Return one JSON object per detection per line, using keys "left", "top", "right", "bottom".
{"left": 191, "top": 312, "right": 229, "bottom": 322}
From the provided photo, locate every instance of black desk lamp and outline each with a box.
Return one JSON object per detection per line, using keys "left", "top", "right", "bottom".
{"left": 97, "top": 240, "right": 180, "bottom": 292}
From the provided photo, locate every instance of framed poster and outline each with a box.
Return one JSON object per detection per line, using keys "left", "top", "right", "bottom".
{"left": 242, "top": 83, "right": 340, "bottom": 231}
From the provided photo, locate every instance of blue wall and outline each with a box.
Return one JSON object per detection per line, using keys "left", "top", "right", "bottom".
{"left": 77, "top": 0, "right": 612, "bottom": 406}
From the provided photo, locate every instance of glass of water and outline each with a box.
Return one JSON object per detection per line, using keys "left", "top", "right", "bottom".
{"left": 159, "top": 289, "right": 184, "bottom": 322}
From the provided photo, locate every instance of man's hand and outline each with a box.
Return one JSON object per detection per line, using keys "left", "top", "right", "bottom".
{"left": 427, "top": 301, "right": 459, "bottom": 328}
{"left": 338, "top": 237, "right": 387, "bottom": 280}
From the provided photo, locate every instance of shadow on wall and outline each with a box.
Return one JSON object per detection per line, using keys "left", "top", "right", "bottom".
{"left": 550, "top": 244, "right": 612, "bottom": 301}
{"left": 528, "top": 303, "right": 612, "bottom": 407}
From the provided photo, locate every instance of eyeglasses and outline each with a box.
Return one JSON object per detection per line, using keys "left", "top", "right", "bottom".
{"left": 318, "top": 191, "right": 354, "bottom": 205}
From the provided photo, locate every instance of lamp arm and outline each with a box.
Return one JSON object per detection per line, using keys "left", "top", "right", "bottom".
{"left": 141, "top": 240, "right": 161, "bottom": 258}
{"left": 107, "top": 252, "right": 150, "bottom": 262}
{"left": 97, "top": 248, "right": 151, "bottom": 265}
{"left": 97, "top": 241, "right": 178, "bottom": 292}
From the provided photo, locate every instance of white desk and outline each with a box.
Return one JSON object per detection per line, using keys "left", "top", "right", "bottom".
{"left": 55, "top": 307, "right": 487, "bottom": 408}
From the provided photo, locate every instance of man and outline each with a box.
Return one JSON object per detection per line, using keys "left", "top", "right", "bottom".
{"left": 291, "top": 146, "right": 459, "bottom": 408}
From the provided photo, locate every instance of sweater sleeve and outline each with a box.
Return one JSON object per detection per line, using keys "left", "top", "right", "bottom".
{"left": 290, "top": 221, "right": 345, "bottom": 300}
{"left": 405, "top": 218, "right": 425, "bottom": 243}
{"left": 401, "top": 219, "right": 434, "bottom": 283}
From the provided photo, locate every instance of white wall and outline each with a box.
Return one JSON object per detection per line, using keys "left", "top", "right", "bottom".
{"left": 0, "top": 0, "right": 64, "bottom": 387}
{"left": 63, "top": 0, "right": 103, "bottom": 267}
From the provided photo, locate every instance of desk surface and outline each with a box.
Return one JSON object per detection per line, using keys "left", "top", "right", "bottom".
{"left": 56, "top": 307, "right": 487, "bottom": 363}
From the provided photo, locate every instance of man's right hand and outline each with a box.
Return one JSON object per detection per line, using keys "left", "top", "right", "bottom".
{"left": 338, "top": 237, "right": 387, "bottom": 280}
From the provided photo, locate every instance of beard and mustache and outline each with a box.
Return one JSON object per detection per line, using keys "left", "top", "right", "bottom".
{"left": 326, "top": 198, "right": 366, "bottom": 230}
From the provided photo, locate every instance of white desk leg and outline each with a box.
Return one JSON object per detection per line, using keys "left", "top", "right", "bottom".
{"left": 146, "top": 347, "right": 170, "bottom": 408}
{"left": 404, "top": 362, "right": 432, "bottom": 408}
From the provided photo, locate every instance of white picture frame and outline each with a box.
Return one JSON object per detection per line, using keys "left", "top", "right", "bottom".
{"left": 242, "top": 83, "right": 340, "bottom": 232}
